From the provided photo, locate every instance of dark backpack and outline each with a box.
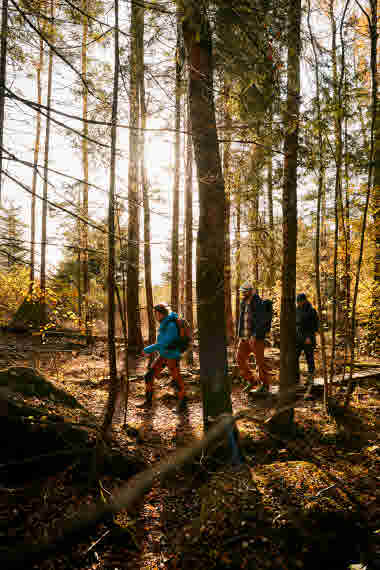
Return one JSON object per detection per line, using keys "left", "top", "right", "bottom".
{"left": 174, "top": 317, "right": 192, "bottom": 353}
{"left": 261, "top": 299, "right": 273, "bottom": 333}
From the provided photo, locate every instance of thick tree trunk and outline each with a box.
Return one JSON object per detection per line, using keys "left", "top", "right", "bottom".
{"left": 40, "top": 0, "right": 54, "bottom": 319}
{"left": 223, "top": 78, "right": 234, "bottom": 343}
{"left": 269, "top": 0, "right": 301, "bottom": 432}
{"left": 101, "top": 0, "right": 120, "bottom": 438}
{"left": 184, "top": 93, "right": 194, "bottom": 365}
{"left": 182, "top": 5, "right": 232, "bottom": 430}
{"left": 0, "top": 0, "right": 8, "bottom": 207}
{"left": 171, "top": 13, "right": 182, "bottom": 313}
{"left": 81, "top": 0, "right": 90, "bottom": 339}
{"left": 30, "top": 35, "right": 43, "bottom": 290}
{"left": 127, "top": 1, "right": 143, "bottom": 351}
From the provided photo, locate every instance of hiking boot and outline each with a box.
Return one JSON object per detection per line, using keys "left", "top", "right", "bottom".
{"left": 136, "top": 393, "right": 153, "bottom": 409}
{"left": 176, "top": 396, "right": 188, "bottom": 413}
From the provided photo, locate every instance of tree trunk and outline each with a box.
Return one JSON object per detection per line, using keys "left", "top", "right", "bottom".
{"left": 184, "top": 91, "right": 194, "bottom": 365}
{"left": 267, "top": 108, "right": 275, "bottom": 294}
{"left": 235, "top": 187, "right": 241, "bottom": 326}
{"left": 40, "top": 0, "right": 54, "bottom": 321}
{"left": 137, "top": 2, "right": 155, "bottom": 346}
{"left": 0, "top": 0, "right": 8, "bottom": 207}
{"left": 371, "top": 0, "right": 380, "bottom": 354}
{"left": 223, "top": 77, "right": 234, "bottom": 344}
{"left": 345, "top": 0, "right": 378, "bottom": 406}
{"left": 81, "top": 0, "right": 90, "bottom": 339}
{"left": 269, "top": 0, "right": 301, "bottom": 432}
{"left": 127, "top": 0, "right": 143, "bottom": 352}
{"left": 171, "top": 13, "right": 182, "bottom": 313}
{"left": 182, "top": 4, "right": 232, "bottom": 431}
{"left": 307, "top": 0, "right": 329, "bottom": 408}
{"left": 101, "top": 0, "right": 120, "bottom": 439}
{"left": 30, "top": 35, "right": 43, "bottom": 290}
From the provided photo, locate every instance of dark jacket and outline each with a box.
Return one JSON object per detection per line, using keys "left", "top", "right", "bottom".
{"left": 296, "top": 301, "right": 319, "bottom": 347}
{"left": 237, "top": 293, "right": 269, "bottom": 340}
{"left": 143, "top": 312, "right": 181, "bottom": 360}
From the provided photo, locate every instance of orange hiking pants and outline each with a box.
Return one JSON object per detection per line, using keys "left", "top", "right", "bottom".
{"left": 145, "top": 356, "right": 185, "bottom": 401}
{"left": 236, "top": 337, "right": 272, "bottom": 387}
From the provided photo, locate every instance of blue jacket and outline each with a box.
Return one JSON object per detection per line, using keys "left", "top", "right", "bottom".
{"left": 143, "top": 312, "right": 181, "bottom": 360}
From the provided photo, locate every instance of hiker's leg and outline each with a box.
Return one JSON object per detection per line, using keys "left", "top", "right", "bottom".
{"left": 145, "top": 356, "right": 165, "bottom": 397}
{"left": 295, "top": 345, "right": 302, "bottom": 383}
{"left": 236, "top": 339, "right": 256, "bottom": 386}
{"left": 304, "top": 345, "right": 315, "bottom": 382}
{"left": 167, "top": 358, "right": 185, "bottom": 401}
{"left": 252, "top": 337, "right": 270, "bottom": 386}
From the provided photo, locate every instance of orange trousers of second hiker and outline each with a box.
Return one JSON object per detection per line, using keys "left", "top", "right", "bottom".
{"left": 236, "top": 337, "right": 271, "bottom": 387}
{"left": 145, "top": 356, "right": 185, "bottom": 401}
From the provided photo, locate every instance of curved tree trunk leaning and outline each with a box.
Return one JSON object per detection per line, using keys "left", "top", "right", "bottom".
{"left": 181, "top": 2, "right": 233, "bottom": 431}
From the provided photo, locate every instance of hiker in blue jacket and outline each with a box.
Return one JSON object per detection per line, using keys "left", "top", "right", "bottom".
{"left": 139, "top": 304, "right": 187, "bottom": 412}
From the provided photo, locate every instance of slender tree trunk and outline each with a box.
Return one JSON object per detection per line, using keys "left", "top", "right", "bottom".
{"left": 101, "top": 0, "right": 120, "bottom": 438}
{"left": 184, "top": 92, "right": 194, "bottom": 365}
{"left": 223, "top": 77, "right": 234, "bottom": 343}
{"left": 0, "top": 0, "right": 8, "bottom": 207}
{"left": 267, "top": 108, "right": 275, "bottom": 294}
{"left": 371, "top": 0, "right": 380, "bottom": 353}
{"left": 269, "top": 0, "right": 301, "bottom": 431}
{"left": 137, "top": 3, "right": 155, "bottom": 346}
{"left": 40, "top": 0, "right": 54, "bottom": 321}
{"left": 235, "top": 188, "right": 241, "bottom": 326}
{"left": 30, "top": 35, "right": 44, "bottom": 290}
{"left": 171, "top": 13, "right": 182, "bottom": 313}
{"left": 81, "top": 0, "right": 90, "bottom": 339}
{"left": 127, "top": 0, "right": 143, "bottom": 351}
{"left": 307, "top": 0, "right": 329, "bottom": 408}
{"left": 345, "top": 0, "right": 378, "bottom": 406}
{"left": 182, "top": 4, "right": 232, "bottom": 431}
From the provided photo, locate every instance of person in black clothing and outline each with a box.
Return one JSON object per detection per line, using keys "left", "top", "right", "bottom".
{"left": 296, "top": 293, "right": 319, "bottom": 395}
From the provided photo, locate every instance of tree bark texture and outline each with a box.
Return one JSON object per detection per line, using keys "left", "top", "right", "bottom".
{"left": 127, "top": 0, "right": 143, "bottom": 351}
{"left": 182, "top": 4, "right": 232, "bottom": 429}
{"left": 272, "top": 0, "right": 301, "bottom": 430}
{"left": 223, "top": 78, "right": 234, "bottom": 343}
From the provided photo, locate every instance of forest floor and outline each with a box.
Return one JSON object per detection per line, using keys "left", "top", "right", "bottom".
{"left": 0, "top": 331, "right": 379, "bottom": 570}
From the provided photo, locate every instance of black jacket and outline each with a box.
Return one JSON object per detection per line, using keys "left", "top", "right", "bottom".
{"left": 237, "top": 293, "right": 269, "bottom": 340}
{"left": 296, "top": 301, "right": 319, "bottom": 347}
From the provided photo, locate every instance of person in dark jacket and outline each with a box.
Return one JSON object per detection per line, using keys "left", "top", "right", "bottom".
{"left": 236, "top": 282, "right": 272, "bottom": 394}
{"left": 139, "top": 303, "right": 187, "bottom": 412}
{"left": 296, "top": 293, "right": 319, "bottom": 394}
